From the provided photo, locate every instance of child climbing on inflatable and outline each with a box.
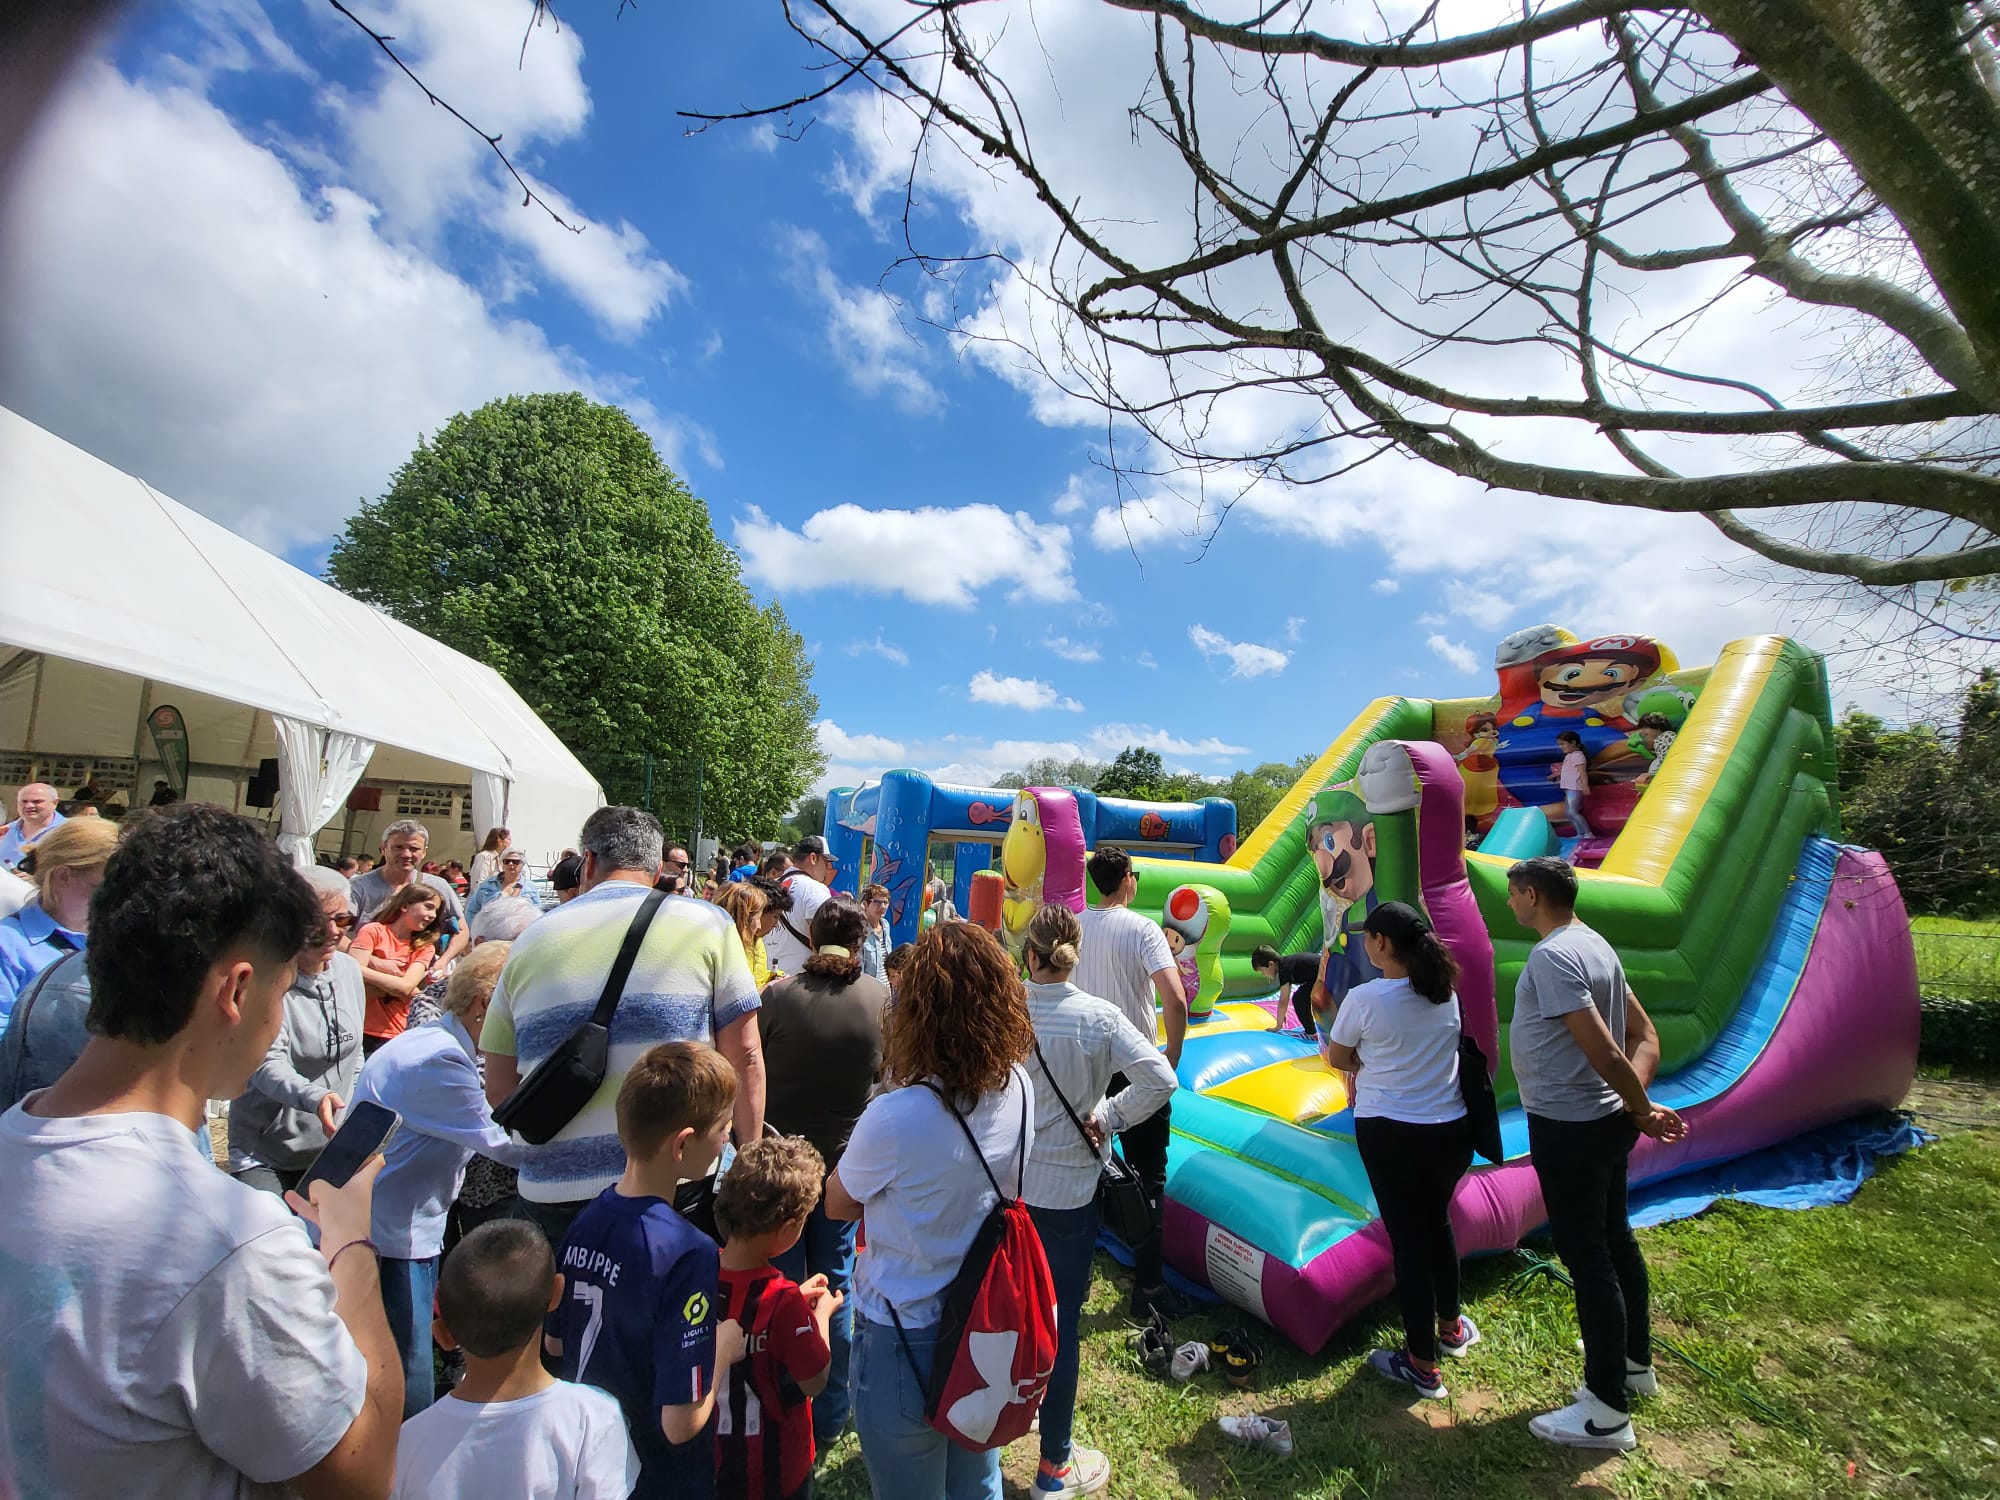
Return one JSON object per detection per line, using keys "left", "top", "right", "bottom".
{"left": 1555, "top": 731, "right": 1594, "bottom": 839}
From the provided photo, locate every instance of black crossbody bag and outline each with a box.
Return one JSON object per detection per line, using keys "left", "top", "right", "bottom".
{"left": 1031, "top": 1037, "right": 1156, "bottom": 1248}
{"left": 493, "top": 889, "right": 668, "bottom": 1145}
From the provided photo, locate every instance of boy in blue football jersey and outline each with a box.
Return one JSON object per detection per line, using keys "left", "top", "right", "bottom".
{"left": 550, "top": 1042, "right": 747, "bottom": 1500}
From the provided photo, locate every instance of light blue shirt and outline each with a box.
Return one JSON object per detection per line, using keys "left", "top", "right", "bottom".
{"left": 351, "top": 1013, "right": 524, "bottom": 1259}
{"left": 0, "top": 814, "right": 63, "bottom": 870}
{"left": 0, "top": 900, "right": 84, "bottom": 1027}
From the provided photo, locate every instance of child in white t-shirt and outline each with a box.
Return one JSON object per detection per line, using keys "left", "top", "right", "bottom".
{"left": 392, "top": 1222, "right": 639, "bottom": 1500}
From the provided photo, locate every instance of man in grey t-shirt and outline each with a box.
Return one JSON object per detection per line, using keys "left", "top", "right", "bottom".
{"left": 1505, "top": 856, "right": 1686, "bottom": 1455}
{"left": 350, "top": 818, "right": 468, "bottom": 966}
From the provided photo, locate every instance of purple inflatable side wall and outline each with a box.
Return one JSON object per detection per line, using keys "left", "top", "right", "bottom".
{"left": 1164, "top": 848, "right": 1920, "bottom": 1352}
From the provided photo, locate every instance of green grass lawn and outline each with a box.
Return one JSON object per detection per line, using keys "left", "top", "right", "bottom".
{"left": 1910, "top": 915, "right": 2000, "bottom": 999}
{"left": 812, "top": 1093, "right": 2000, "bottom": 1498}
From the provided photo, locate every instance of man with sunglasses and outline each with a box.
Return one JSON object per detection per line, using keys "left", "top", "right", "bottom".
{"left": 655, "top": 841, "right": 693, "bottom": 896}
{"left": 226, "top": 864, "right": 367, "bottom": 1196}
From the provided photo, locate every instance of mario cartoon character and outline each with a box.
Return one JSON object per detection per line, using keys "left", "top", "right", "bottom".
{"left": 1493, "top": 630, "right": 1667, "bottom": 818}
{"left": 1454, "top": 711, "right": 1503, "bottom": 826}
{"left": 1303, "top": 787, "right": 1383, "bottom": 1022}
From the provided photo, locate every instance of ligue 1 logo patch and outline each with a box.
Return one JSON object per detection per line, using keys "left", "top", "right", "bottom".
{"left": 684, "top": 1291, "right": 710, "bottom": 1325}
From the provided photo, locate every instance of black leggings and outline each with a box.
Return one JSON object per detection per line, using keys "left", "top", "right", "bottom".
{"left": 1528, "top": 1110, "right": 1649, "bottom": 1412}
{"left": 1354, "top": 1114, "right": 1473, "bottom": 1364}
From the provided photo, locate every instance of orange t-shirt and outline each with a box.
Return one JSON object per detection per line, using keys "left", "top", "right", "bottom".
{"left": 352, "top": 922, "right": 435, "bottom": 1040}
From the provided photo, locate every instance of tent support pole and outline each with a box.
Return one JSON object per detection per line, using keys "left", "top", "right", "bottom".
{"left": 22, "top": 654, "right": 46, "bottom": 753}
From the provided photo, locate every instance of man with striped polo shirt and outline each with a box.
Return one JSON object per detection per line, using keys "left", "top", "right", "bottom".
{"left": 481, "top": 805, "right": 765, "bottom": 1248}
{"left": 1072, "top": 845, "right": 1189, "bottom": 1318}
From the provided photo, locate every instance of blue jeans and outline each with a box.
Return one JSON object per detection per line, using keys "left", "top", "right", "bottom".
{"left": 1028, "top": 1199, "right": 1100, "bottom": 1469}
{"left": 773, "top": 1198, "right": 857, "bottom": 1445}
{"left": 378, "top": 1254, "right": 440, "bottom": 1417}
{"left": 852, "top": 1317, "right": 1001, "bottom": 1500}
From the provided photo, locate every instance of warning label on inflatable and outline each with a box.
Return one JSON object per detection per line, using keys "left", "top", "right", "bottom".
{"left": 1203, "top": 1225, "right": 1268, "bottom": 1322}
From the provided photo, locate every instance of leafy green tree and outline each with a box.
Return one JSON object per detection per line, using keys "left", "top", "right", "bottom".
{"left": 777, "top": 794, "right": 828, "bottom": 848}
{"left": 1836, "top": 671, "right": 2000, "bottom": 915}
{"left": 327, "top": 392, "right": 823, "bottom": 839}
{"left": 1093, "top": 746, "right": 1168, "bottom": 800}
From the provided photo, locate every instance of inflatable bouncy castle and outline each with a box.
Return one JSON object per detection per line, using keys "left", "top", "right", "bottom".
{"left": 1131, "top": 630, "right": 1919, "bottom": 1352}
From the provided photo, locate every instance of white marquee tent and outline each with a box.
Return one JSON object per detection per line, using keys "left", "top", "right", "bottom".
{"left": 0, "top": 406, "right": 603, "bottom": 866}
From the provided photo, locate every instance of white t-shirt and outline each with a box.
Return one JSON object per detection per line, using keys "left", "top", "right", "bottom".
{"left": 764, "top": 869, "right": 830, "bottom": 975}
{"left": 837, "top": 1066, "right": 1036, "bottom": 1327}
{"left": 1326, "top": 977, "right": 1466, "bottom": 1124}
{"left": 1073, "top": 904, "right": 1177, "bottom": 1038}
{"left": 391, "top": 1380, "right": 640, "bottom": 1500}
{"left": 0, "top": 1104, "right": 368, "bottom": 1499}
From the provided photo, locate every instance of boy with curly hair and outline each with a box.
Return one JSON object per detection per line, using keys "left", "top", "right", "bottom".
{"left": 713, "top": 1136, "right": 844, "bottom": 1500}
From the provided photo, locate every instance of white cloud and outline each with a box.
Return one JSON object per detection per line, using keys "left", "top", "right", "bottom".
{"left": 1133, "top": 650, "right": 1159, "bottom": 670}
{"left": 318, "top": 0, "right": 681, "bottom": 338}
{"left": 0, "top": 61, "right": 700, "bottom": 550}
{"left": 1371, "top": 578, "right": 1401, "bottom": 595}
{"left": 1051, "top": 475, "right": 1089, "bottom": 516}
{"left": 1188, "top": 624, "right": 1290, "bottom": 679}
{"left": 783, "top": 227, "right": 939, "bottom": 413}
{"left": 968, "top": 670, "right": 1083, "bottom": 712}
{"left": 733, "top": 503, "right": 1075, "bottom": 607}
{"left": 845, "top": 633, "right": 909, "bottom": 665}
{"left": 1090, "top": 498, "right": 1189, "bottom": 553}
{"left": 1043, "top": 634, "right": 1101, "bottom": 663}
{"left": 1284, "top": 615, "right": 1306, "bottom": 642}
{"left": 1086, "top": 724, "right": 1248, "bottom": 759}
{"left": 486, "top": 172, "right": 686, "bottom": 338}
{"left": 815, "top": 720, "right": 908, "bottom": 763}
{"left": 1426, "top": 634, "right": 1480, "bottom": 674}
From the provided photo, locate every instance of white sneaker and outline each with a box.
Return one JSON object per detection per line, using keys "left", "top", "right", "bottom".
{"left": 1529, "top": 1388, "right": 1637, "bottom": 1451}
{"left": 1570, "top": 1341, "right": 1658, "bottom": 1394}
{"left": 1218, "top": 1414, "right": 1294, "bottom": 1457}
{"left": 1034, "top": 1444, "right": 1110, "bottom": 1496}
{"left": 1169, "top": 1341, "right": 1210, "bottom": 1382}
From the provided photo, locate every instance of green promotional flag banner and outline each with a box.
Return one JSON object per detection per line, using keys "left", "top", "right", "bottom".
{"left": 147, "top": 704, "right": 189, "bottom": 797}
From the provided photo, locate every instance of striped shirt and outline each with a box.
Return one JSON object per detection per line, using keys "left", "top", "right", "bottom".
{"left": 480, "top": 879, "right": 759, "bottom": 1205}
{"left": 1023, "top": 980, "right": 1177, "bottom": 1210}
{"left": 1072, "top": 904, "right": 1177, "bottom": 1039}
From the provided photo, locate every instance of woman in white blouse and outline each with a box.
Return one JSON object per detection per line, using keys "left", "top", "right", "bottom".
{"left": 1020, "top": 903, "right": 1174, "bottom": 1498}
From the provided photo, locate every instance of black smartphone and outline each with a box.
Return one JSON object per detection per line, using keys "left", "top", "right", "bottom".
{"left": 297, "top": 1100, "right": 400, "bottom": 1196}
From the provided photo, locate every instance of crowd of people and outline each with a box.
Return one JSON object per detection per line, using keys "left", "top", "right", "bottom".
{"left": 0, "top": 783, "right": 1690, "bottom": 1498}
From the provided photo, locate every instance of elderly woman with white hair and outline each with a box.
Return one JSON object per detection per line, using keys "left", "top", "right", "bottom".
{"left": 350, "top": 941, "right": 527, "bottom": 1416}
{"left": 226, "top": 863, "right": 367, "bottom": 1197}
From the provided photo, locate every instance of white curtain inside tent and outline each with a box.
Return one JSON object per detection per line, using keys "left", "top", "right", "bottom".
{"left": 273, "top": 716, "right": 375, "bottom": 868}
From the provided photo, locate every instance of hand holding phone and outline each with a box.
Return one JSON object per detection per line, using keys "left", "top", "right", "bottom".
{"left": 287, "top": 1101, "right": 399, "bottom": 1256}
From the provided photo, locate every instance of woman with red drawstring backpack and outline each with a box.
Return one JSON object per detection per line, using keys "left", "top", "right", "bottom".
{"left": 822, "top": 923, "right": 1052, "bottom": 1500}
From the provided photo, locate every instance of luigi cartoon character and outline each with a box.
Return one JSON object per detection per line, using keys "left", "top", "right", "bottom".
{"left": 1492, "top": 629, "right": 1666, "bottom": 818}
{"left": 1301, "top": 745, "right": 1427, "bottom": 1028}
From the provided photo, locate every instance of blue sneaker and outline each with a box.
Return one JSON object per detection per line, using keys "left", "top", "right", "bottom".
{"left": 1368, "top": 1347, "right": 1447, "bottom": 1399}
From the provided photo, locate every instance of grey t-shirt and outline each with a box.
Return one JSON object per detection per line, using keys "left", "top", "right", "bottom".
{"left": 1510, "top": 922, "right": 1626, "bottom": 1122}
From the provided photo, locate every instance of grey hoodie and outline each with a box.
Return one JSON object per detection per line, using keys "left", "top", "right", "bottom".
{"left": 228, "top": 950, "right": 366, "bottom": 1173}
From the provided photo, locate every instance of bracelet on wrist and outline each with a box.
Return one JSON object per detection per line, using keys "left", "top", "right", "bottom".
{"left": 326, "top": 1237, "right": 380, "bottom": 1273}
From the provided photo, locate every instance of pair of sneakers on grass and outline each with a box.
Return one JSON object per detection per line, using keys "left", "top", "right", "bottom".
{"left": 1369, "top": 1316, "right": 1656, "bottom": 1452}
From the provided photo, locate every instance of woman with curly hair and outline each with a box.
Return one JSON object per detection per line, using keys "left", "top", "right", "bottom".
{"left": 825, "top": 921, "right": 1036, "bottom": 1500}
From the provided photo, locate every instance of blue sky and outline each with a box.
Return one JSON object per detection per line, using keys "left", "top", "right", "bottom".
{"left": 0, "top": 1, "right": 1900, "bottom": 803}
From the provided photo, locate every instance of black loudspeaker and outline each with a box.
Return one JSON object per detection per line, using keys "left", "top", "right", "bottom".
{"left": 245, "top": 757, "right": 279, "bottom": 809}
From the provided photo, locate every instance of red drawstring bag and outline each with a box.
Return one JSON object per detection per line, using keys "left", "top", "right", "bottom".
{"left": 887, "top": 1081, "right": 1057, "bottom": 1450}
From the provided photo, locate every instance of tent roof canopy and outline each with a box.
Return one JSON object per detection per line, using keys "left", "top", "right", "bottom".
{"left": 0, "top": 405, "right": 602, "bottom": 849}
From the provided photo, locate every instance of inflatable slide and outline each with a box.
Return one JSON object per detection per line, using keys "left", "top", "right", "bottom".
{"left": 1133, "top": 628, "right": 1920, "bottom": 1352}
